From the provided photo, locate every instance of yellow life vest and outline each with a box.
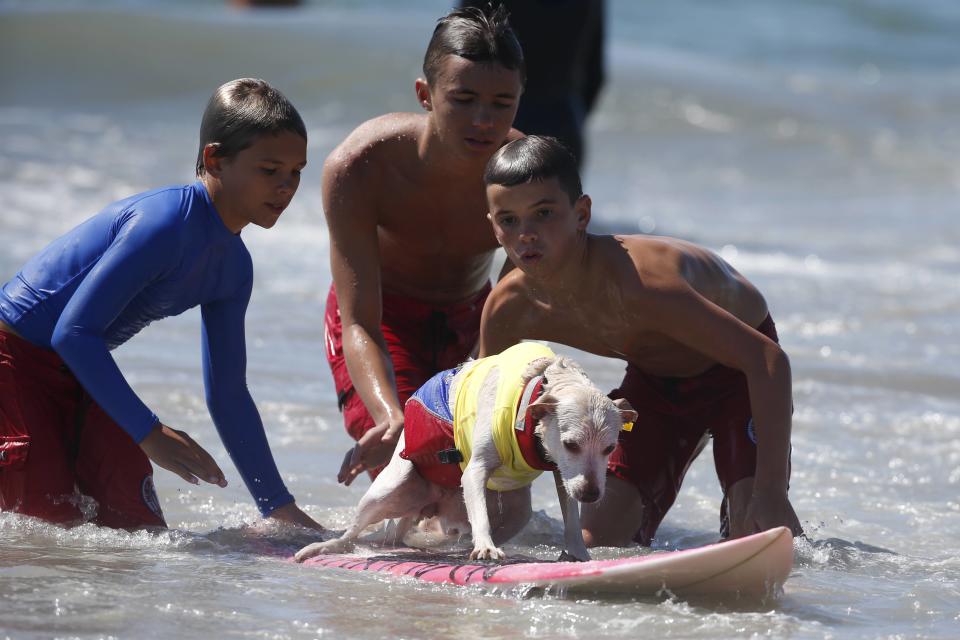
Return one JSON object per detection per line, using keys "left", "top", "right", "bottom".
{"left": 453, "top": 342, "right": 555, "bottom": 491}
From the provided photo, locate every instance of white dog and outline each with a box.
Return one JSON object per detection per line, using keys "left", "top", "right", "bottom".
{"left": 295, "top": 342, "right": 636, "bottom": 563}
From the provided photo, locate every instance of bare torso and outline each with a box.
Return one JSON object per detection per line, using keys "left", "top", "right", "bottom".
{"left": 501, "top": 235, "right": 769, "bottom": 377}
{"left": 331, "top": 113, "right": 503, "bottom": 303}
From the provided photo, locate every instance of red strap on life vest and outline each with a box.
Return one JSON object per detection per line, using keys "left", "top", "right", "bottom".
{"left": 514, "top": 378, "right": 557, "bottom": 471}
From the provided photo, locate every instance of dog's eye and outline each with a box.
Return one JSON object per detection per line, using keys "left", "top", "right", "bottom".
{"left": 562, "top": 441, "right": 581, "bottom": 453}
{"left": 602, "top": 444, "right": 616, "bottom": 456}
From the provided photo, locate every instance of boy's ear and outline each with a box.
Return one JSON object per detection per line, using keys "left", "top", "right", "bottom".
{"left": 202, "top": 143, "right": 224, "bottom": 178}
{"left": 414, "top": 78, "right": 433, "bottom": 112}
{"left": 575, "top": 194, "right": 592, "bottom": 230}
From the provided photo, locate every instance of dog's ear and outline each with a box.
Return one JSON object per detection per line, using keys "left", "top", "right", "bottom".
{"left": 521, "top": 356, "right": 554, "bottom": 382}
{"left": 613, "top": 398, "right": 638, "bottom": 423}
{"left": 527, "top": 393, "right": 560, "bottom": 422}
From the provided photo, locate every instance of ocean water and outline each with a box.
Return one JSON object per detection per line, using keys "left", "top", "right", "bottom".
{"left": 1, "top": 1, "right": 959, "bottom": 638}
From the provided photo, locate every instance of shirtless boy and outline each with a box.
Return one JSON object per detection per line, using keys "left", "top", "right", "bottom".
{"left": 478, "top": 136, "right": 802, "bottom": 545}
{"left": 322, "top": 6, "right": 524, "bottom": 483}
{"left": 0, "top": 79, "right": 322, "bottom": 530}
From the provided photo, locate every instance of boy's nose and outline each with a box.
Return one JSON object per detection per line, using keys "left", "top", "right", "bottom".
{"left": 473, "top": 106, "right": 494, "bottom": 129}
{"left": 518, "top": 224, "right": 537, "bottom": 242}
{"left": 277, "top": 177, "right": 296, "bottom": 195}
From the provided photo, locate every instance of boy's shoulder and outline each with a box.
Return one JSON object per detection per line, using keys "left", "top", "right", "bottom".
{"left": 101, "top": 183, "right": 210, "bottom": 248}
{"left": 486, "top": 270, "right": 541, "bottom": 321}
{"left": 107, "top": 183, "right": 194, "bottom": 213}
{"left": 597, "top": 234, "right": 696, "bottom": 285}
{"left": 326, "top": 113, "right": 424, "bottom": 172}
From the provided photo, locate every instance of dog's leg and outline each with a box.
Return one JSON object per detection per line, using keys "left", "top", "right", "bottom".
{"left": 462, "top": 455, "right": 501, "bottom": 560}
{"left": 553, "top": 470, "right": 590, "bottom": 561}
{"left": 462, "top": 368, "right": 508, "bottom": 561}
{"left": 295, "top": 436, "right": 430, "bottom": 562}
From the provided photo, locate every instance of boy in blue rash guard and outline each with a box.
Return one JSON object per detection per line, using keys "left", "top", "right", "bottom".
{"left": 0, "top": 78, "right": 324, "bottom": 531}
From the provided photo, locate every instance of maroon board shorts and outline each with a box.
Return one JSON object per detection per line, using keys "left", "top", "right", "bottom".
{"left": 323, "top": 283, "right": 489, "bottom": 443}
{"left": 0, "top": 329, "right": 165, "bottom": 528}
{"left": 607, "top": 314, "right": 789, "bottom": 545}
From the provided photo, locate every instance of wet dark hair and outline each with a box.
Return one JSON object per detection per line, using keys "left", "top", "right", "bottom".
{"left": 195, "top": 78, "right": 307, "bottom": 177}
{"left": 422, "top": 4, "right": 525, "bottom": 85}
{"left": 484, "top": 136, "right": 583, "bottom": 203}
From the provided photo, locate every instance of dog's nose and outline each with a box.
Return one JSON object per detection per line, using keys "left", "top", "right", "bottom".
{"left": 579, "top": 486, "right": 601, "bottom": 503}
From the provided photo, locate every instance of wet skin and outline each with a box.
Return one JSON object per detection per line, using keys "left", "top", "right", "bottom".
{"left": 323, "top": 55, "right": 524, "bottom": 482}
{"left": 479, "top": 177, "right": 802, "bottom": 543}
{"left": 145, "top": 132, "right": 322, "bottom": 531}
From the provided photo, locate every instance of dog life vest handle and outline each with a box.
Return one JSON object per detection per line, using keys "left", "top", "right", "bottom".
{"left": 515, "top": 375, "right": 544, "bottom": 431}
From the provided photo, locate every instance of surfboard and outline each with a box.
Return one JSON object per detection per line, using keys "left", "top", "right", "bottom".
{"left": 298, "top": 526, "right": 793, "bottom": 597}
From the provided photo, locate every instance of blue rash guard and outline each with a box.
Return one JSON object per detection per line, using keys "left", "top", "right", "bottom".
{"left": 0, "top": 182, "right": 294, "bottom": 515}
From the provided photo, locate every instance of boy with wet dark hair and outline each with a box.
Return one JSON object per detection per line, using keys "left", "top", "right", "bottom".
{"left": 321, "top": 6, "right": 525, "bottom": 485}
{"left": 422, "top": 4, "right": 525, "bottom": 83}
{"left": 0, "top": 78, "right": 323, "bottom": 531}
{"left": 483, "top": 134, "right": 583, "bottom": 201}
{"left": 195, "top": 78, "right": 308, "bottom": 176}
{"left": 479, "top": 135, "right": 802, "bottom": 545}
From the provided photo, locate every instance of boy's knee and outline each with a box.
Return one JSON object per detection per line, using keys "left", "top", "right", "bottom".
{"left": 581, "top": 475, "right": 647, "bottom": 548}
{"left": 581, "top": 521, "right": 638, "bottom": 548}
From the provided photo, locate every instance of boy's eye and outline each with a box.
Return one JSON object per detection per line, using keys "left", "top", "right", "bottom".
{"left": 536, "top": 208, "right": 552, "bottom": 218}
{"left": 562, "top": 441, "right": 580, "bottom": 453}
{"left": 260, "top": 168, "right": 277, "bottom": 175}
{"left": 494, "top": 101, "right": 514, "bottom": 110}
{"left": 498, "top": 215, "right": 517, "bottom": 226}
{"left": 452, "top": 96, "right": 473, "bottom": 104}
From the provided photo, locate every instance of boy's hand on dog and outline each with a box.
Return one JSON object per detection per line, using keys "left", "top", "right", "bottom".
{"left": 337, "top": 418, "right": 404, "bottom": 485}
{"left": 139, "top": 423, "right": 227, "bottom": 487}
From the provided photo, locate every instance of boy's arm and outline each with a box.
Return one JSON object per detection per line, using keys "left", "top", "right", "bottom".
{"left": 642, "top": 285, "right": 801, "bottom": 535}
{"left": 200, "top": 278, "right": 324, "bottom": 530}
{"left": 323, "top": 148, "right": 404, "bottom": 484}
{"left": 51, "top": 212, "right": 225, "bottom": 487}
{"left": 478, "top": 278, "right": 527, "bottom": 358}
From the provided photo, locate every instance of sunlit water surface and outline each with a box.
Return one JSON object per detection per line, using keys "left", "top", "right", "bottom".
{"left": 1, "top": 1, "right": 958, "bottom": 638}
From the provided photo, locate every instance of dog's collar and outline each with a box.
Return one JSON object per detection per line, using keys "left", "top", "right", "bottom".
{"left": 514, "top": 375, "right": 556, "bottom": 471}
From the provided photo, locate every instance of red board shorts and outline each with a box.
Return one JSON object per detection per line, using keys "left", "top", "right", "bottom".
{"left": 323, "top": 283, "right": 490, "bottom": 443}
{"left": 607, "top": 314, "right": 789, "bottom": 545}
{"left": 0, "top": 329, "right": 166, "bottom": 528}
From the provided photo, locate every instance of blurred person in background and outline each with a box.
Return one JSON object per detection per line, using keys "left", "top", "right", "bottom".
{"left": 460, "top": 0, "right": 604, "bottom": 166}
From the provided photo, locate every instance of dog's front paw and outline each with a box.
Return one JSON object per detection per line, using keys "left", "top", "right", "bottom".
{"left": 294, "top": 538, "right": 354, "bottom": 563}
{"left": 470, "top": 544, "right": 506, "bottom": 561}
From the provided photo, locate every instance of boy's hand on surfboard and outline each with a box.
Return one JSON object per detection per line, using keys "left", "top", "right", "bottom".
{"left": 337, "top": 418, "right": 403, "bottom": 486}
{"left": 139, "top": 423, "right": 228, "bottom": 488}
{"left": 268, "top": 502, "right": 327, "bottom": 532}
{"left": 735, "top": 490, "right": 803, "bottom": 538}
